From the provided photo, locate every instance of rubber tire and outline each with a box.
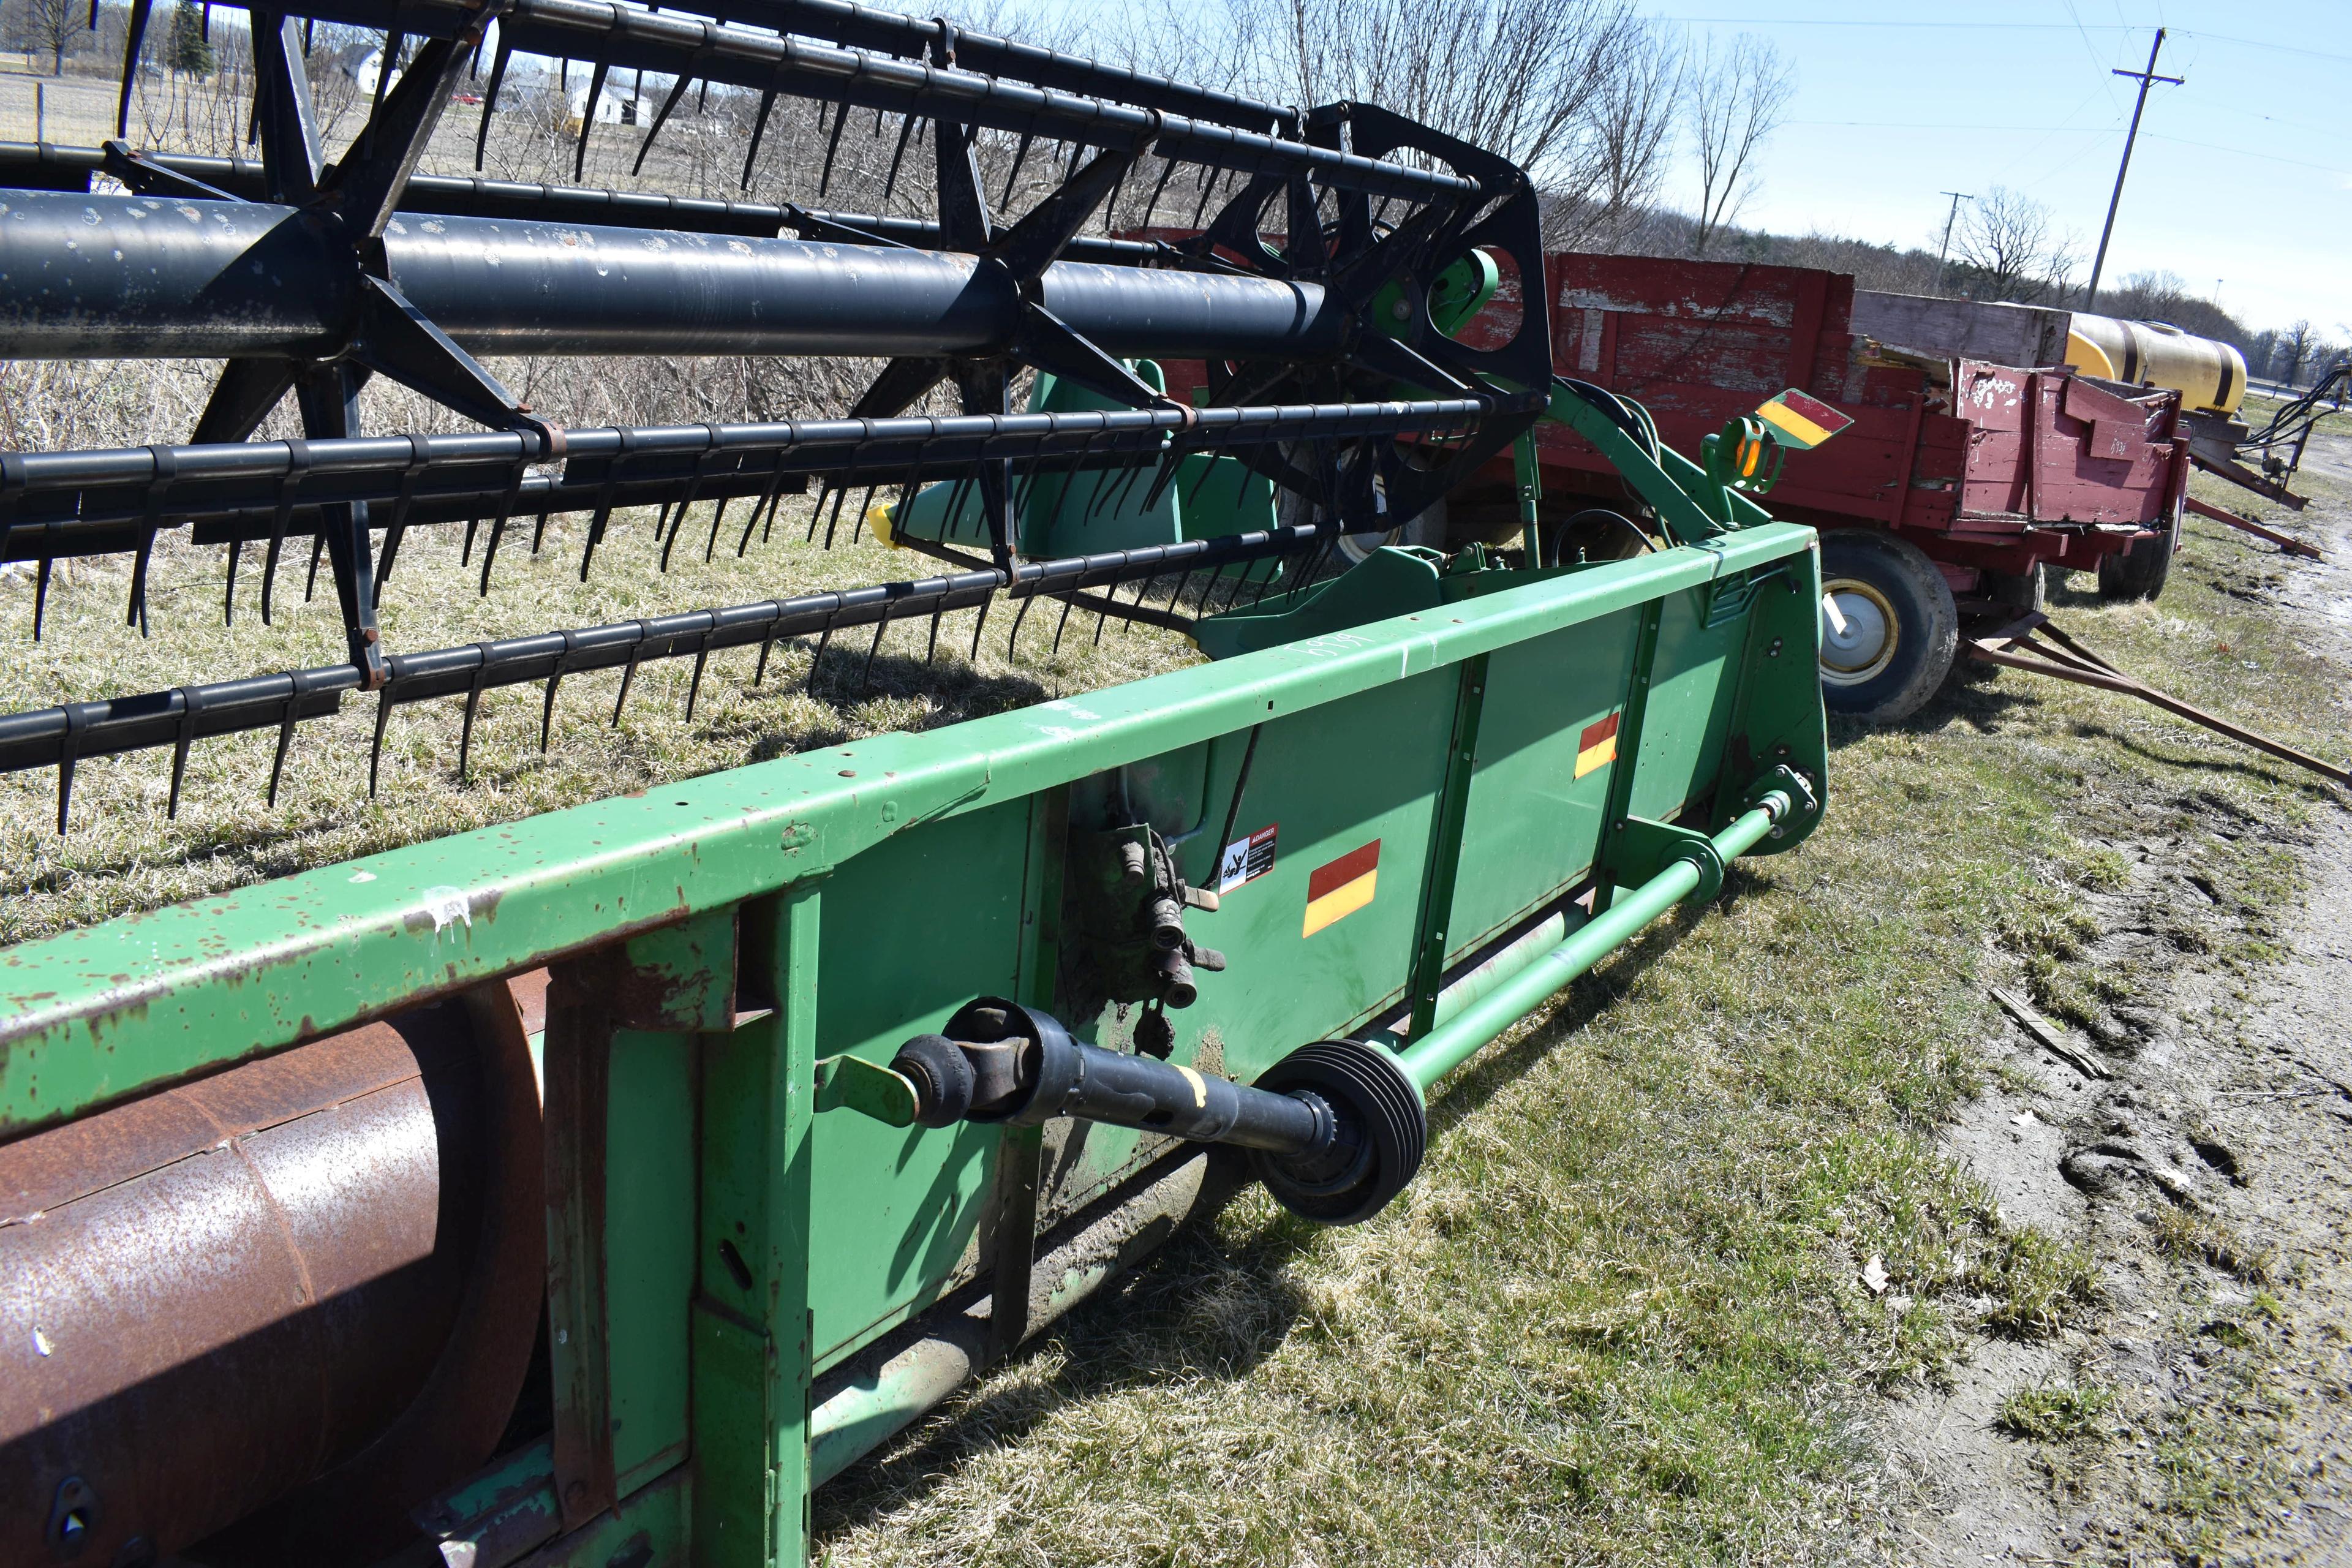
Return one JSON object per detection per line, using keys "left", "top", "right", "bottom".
{"left": 1818, "top": 529, "right": 1959, "bottom": 723}
{"left": 2097, "top": 498, "right": 2182, "bottom": 602}
{"left": 1334, "top": 496, "right": 1447, "bottom": 566}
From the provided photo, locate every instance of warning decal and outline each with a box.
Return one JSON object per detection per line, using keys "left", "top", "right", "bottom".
{"left": 1218, "top": 824, "right": 1278, "bottom": 894}
{"left": 1302, "top": 839, "right": 1381, "bottom": 938}
{"left": 1575, "top": 711, "right": 1620, "bottom": 778}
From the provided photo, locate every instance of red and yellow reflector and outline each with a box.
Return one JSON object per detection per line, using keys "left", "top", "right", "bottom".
{"left": 1574, "top": 711, "right": 1619, "bottom": 778}
{"left": 1302, "top": 839, "right": 1381, "bottom": 937}
{"left": 1752, "top": 388, "right": 1853, "bottom": 451}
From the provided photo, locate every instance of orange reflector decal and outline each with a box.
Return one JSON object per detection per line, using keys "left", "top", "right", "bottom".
{"left": 1754, "top": 387, "right": 1853, "bottom": 451}
{"left": 1303, "top": 839, "right": 1381, "bottom": 937}
{"left": 1575, "top": 711, "right": 1619, "bottom": 778}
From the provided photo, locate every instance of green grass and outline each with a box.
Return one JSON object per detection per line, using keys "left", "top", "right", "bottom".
{"left": 1998, "top": 1381, "right": 2116, "bottom": 1444}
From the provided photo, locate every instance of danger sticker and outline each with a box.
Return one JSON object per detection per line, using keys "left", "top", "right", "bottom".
{"left": 1218, "top": 824, "right": 1278, "bottom": 894}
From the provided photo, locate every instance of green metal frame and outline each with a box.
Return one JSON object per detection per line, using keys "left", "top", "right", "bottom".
{"left": 0, "top": 390, "right": 1828, "bottom": 1568}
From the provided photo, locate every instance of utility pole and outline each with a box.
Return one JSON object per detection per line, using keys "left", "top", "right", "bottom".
{"left": 2084, "top": 28, "right": 2182, "bottom": 313}
{"left": 1931, "top": 190, "right": 1973, "bottom": 295}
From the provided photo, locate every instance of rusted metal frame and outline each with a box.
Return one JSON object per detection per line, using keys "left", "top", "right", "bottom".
{"left": 541, "top": 956, "right": 619, "bottom": 1532}
{"left": 1967, "top": 614, "right": 2351, "bottom": 788}
{"left": 2184, "top": 494, "right": 2323, "bottom": 560}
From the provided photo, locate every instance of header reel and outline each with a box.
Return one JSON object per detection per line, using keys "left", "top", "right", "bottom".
{"left": 0, "top": 0, "right": 1554, "bottom": 826}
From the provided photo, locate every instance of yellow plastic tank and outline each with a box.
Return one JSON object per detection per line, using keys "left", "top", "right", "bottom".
{"left": 2065, "top": 312, "right": 2245, "bottom": 414}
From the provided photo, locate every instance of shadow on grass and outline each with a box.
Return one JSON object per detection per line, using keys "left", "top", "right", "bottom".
{"left": 812, "top": 1184, "right": 1309, "bottom": 1536}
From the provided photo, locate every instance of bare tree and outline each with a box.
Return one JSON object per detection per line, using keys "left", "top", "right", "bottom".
{"left": 1222, "top": 0, "right": 1683, "bottom": 247}
{"left": 21, "top": 0, "right": 80, "bottom": 74}
{"left": 1548, "top": 19, "right": 1682, "bottom": 247}
{"left": 1682, "top": 32, "right": 1792, "bottom": 258}
{"left": 2277, "top": 320, "right": 2318, "bottom": 387}
{"left": 1948, "top": 185, "right": 2077, "bottom": 306}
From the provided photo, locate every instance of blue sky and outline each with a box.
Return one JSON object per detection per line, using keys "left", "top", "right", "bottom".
{"left": 1642, "top": 1, "right": 2348, "bottom": 335}
{"left": 1003, "top": 0, "right": 2347, "bottom": 336}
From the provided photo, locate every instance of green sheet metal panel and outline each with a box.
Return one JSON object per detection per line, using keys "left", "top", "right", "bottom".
{"left": 1623, "top": 586, "right": 1749, "bottom": 824}
{"left": 805, "top": 798, "right": 1030, "bottom": 1365}
{"left": 1435, "top": 606, "right": 1640, "bottom": 956}
{"left": 605, "top": 1028, "right": 698, "bottom": 1488}
{"left": 1161, "top": 662, "right": 1458, "bottom": 1079}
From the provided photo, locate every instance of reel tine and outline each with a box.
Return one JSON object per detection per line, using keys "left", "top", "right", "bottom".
{"left": 1100, "top": 450, "right": 1153, "bottom": 520}
{"left": 303, "top": 532, "right": 323, "bottom": 603}
{"left": 32, "top": 538, "right": 53, "bottom": 641}
{"left": 369, "top": 684, "right": 394, "bottom": 797}
{"left": 1000, "top": 124, "right": 1035, "bottom": 209}
{"left": 530, "top": 510, "right": 552, "bottom": 554}
{"left": 806, "top": 614, "right": 837, "bottom": 693}
{"left": 222, "top": 539, "right": 242, "bottom": 625}
{"left": 882, "top": 113, "right": 919, "bottom": 204}
{"left": 968, "top": 592, "right": 991, "bottom": 660}
{"left": 940, "top": 462, "right": 981, "bottom": 541}
{"left": 457, "top": 658, "right": 489, "bottom": 785}
{"left": 55, "top": 748, "right": 75, "bottom": 834}
{"left": 1138, "top": 448, "right": 1181, "bottom": 514}
{"left": 741, "top": 91, "right": 778, "bottom": 190}
{"left": 741, "top": 454, "right": 788, "bottom": 556}
{"left": 820, "top": 481, "right": 853, "bottom": 549}
{"left": 611, "top": 633, "right": 644, "bottom": 726}
{"left": 804, "top": 483, "right": 828, "bottom": 545}
{"left": 462, "top": 515, "right": 479, "bottom": 567}
{"left": 127, "top": 533, "right": 153, "bottom": 637}
{"left": 858, "top": 603, "right": 893, "bottom": 694}
{"left": 850, "top": 483, "right": 879, "bottom": 545}
{"left": 1081, "top": 449, "right": 1123, "bottom": 520}
{"left": 573, "top": 61, "right": 609, "bottom": 182}
{"left": 1140, "top": 153, "right": 1178, "bottom": 230}
{"left": 475, "top": 39, "right": 514, "bottom": 170}
{"left": 166, "top": 684, "right": 199, "bottom": 820}
{"left": 538, "top": 639, "right": 574, "bottom": 753}
{"left": 753, "top": 611, "right": 780, "bottom": 688}
{"left": 684, "top": 629, "right": 715, "bottom": 722}
{"left": 818, "top": 98, "right": 852, "bottom": 197}
{"left": 704, "top": 498, "right": 727, "bottom": 562}
{"left": 1050, "top": 592, "right": 1077, "bottom": 656}
{"left": 478, "top": 513, "right": 509, "bottom": 595}
{"left": 1007, "top": 586, "right": 1038, "bottom": 656}
{"left": 922, "top": 603, "right": 943, "bottom": 665}
{"left": 265, "top": 689, "right": 300, "bottom": 809}
{"left": 657, "top": 499, "right": 683, "bottom": 571}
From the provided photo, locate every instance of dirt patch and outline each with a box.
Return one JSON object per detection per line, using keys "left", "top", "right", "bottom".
{"left": 1891, "top": 431, "right": 2352, "bottom": 1563}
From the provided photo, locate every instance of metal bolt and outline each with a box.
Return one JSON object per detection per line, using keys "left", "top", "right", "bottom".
{"left": 1390, "top": 298, "right": 1410, "bottom": 321}
{"left": 48, "top": 1475, "right": 97, "bottom": 1556}
{"left": 1765, "top": 637, "right": 1783, "bottom": 657}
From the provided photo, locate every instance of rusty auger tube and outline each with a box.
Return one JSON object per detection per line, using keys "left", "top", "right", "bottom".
{"left": 0, "top": 978, "right": 547, "bottom": 1567}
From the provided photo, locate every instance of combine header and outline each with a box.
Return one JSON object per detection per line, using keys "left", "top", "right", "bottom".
{"left": 0, "top": 4, "right": 1830, "bottom": 1564}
